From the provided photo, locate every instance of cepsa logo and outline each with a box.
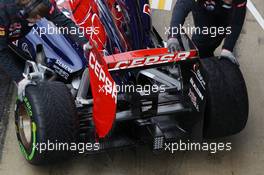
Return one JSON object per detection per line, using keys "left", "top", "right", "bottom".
{"left": 109, "top": 51, "right": 194, "bottom": 71}
{"left": 89, "top": 52, "right": 117, "bottom": 103}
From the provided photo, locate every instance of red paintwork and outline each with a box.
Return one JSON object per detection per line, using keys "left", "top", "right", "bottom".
{"left": 87, "top": 45, "right": 117, "bottom": 138}
{"left": 55, "top": 0, "right": 198, "bottom": 138}
{"left": 56, "top": 0, "right": 107, "bottom": 50}
{"left": 105, "top": 48, "right": 198, "bottom": 71}
{"left": 57, "top": 0, "right": 116, "bottom": 138}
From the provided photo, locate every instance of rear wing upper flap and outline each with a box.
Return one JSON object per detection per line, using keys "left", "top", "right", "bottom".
{"left": 105, "top": 48, "right": 198, "bottom": 71}
{"left": 104, "top": 34, "right": 199, "bottom": 71}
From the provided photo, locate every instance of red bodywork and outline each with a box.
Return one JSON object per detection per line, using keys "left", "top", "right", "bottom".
{"left": 106, "top": 48, "right": 198, "bottom": 71}
{"left": 87, "top": 46, "right": 117, "bottom": 138}
{"left": 57, "top": 0, "right": 198, "bottom": 138}
{"left": 57, "top": 0, "right": 128, "bottom": 51}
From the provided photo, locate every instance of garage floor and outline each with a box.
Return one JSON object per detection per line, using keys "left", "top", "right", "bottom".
{"left": 0, "top": 1, "right": 264, "bottom": 174}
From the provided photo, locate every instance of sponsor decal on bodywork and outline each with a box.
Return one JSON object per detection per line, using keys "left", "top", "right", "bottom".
{"left": 190, "top": 78, "right": 204, "bottom": 100}
{"left": 188, "top": 88, "right": 200, "bottom": 112}
{"left": 192, "top": 64, "right": 206, "bottom": 90}
{"left": 55, "top": 59, "right": 74, "bottom": 73}
{"left": 188, "top": 65, "right": 207, "bottom": 112}
{"left": 88, "top": 46, "right": 117, "bottom": 138}
{"left": 53, "top": 65, "right": 70, "bottom": 80}
{"left": 89, "top": 52, "right": 117, "bottom": 102}
{"left": 107, "top": 49, "right": 198, "bottom": 71}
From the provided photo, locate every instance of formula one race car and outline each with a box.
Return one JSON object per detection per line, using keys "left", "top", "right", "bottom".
{"left": 12, "top": 0, "right": 248, "bottom": 165}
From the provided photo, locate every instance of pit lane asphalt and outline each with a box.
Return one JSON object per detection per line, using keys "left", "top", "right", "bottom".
{"left": 0, "top": 69, "right": 15, "bottom": 164}
{"left": 0, "top": 1, "right": 264, "bottom": 174}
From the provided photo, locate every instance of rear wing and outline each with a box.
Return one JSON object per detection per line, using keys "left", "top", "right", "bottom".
{"left": 105, "top": 48, "right": 198, "bottom": 71}
{"left": 105, "top": 34, "right": 199, "bottom": 71}
{"left": 88, "top": 34, "right": 198, "bottom": 138}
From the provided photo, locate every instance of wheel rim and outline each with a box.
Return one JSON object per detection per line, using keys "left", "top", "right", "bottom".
{"left": 18, "top": 104, "right": 32, "bottom": 149}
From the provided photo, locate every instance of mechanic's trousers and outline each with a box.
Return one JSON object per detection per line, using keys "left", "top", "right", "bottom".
{"left": 191, "top": 10, "right": 230, "bottom": 58}
{"left": 0, "top": 48, "right": 24, "bottom": 83}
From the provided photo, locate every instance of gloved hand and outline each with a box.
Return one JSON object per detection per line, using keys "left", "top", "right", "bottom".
{"left": 220, "top": 49, "right": 239, "bottom": 66}
{"left": 167, "top": 37, "right": 181, "bottom": 53}
{"left": 83, "top": 42, "right": 93, "bottom": 52}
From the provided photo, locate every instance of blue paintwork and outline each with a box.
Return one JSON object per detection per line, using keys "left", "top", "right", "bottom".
{"left": 12, "top": 0, "right": 153, "bottom": 80}
{"left": 97, "top": 0, "right": 153, "bottom": 53}
{"left": 121, "top": 0, "right": 152, "bottom": 49}
{"left": 14, "top": 19, "right": 87, "bottom": 80}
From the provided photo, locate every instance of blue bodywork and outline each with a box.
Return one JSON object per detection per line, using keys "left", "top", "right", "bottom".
{"left": 13, "top": 19, "right": 87, "bottom": 80}
{"left": 12, "top": 0, "right": 153, "bottom": 80}
{"left": 122, "top": 0, "right": 152, "bottom": 50}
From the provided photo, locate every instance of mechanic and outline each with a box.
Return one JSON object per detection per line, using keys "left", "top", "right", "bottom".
{"left": 167, "top": 0, "right": 247, "bottom": 65}
{"left": 0, "top": 0, "right": 91, "bottom": 82}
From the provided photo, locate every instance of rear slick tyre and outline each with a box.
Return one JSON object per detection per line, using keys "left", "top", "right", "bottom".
{"left": 15, "top": 81, "right": 79, "bottom": 165}
{"left": 200, "top": 57, "right": 249, "bottom": 139}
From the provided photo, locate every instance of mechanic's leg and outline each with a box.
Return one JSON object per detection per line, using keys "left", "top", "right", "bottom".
{"left": 0, "top": 48, "right": 25, "bottom": 83}
{"left": 191, "top": 9, "right": 225, "bottom": 58}
{"left": 193, "top": 35, "right": 225, "bottom": 58}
